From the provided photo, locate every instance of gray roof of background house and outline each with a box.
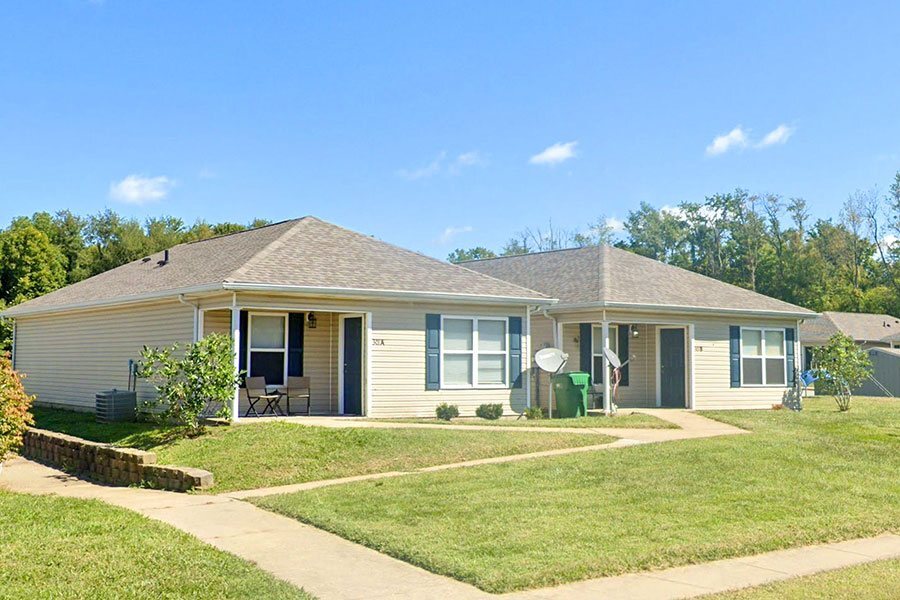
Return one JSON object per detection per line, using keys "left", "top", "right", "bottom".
{"left": 5, "top": 217, "right": 549, "bottom": 316}
{"left": 799, "top": 311, "right": 900, "bottom": 345}
{"left": 463, "top": 245, "right": 815, "bottom": 317}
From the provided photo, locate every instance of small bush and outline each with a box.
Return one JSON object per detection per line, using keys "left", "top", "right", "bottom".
{"left": 0, "top": 354, "right": 34, "bottom": 463}
{"left": 476, "top": 403, "right": 504, "bottom": 420}
{"left": 435, "top": 403, "right": 459, "bottom": 421}
{"left": 137, "top": 333, "right": 241, "bottom": 435}
{"left": 523, "top": 406, "right": 545, "bottom": 420}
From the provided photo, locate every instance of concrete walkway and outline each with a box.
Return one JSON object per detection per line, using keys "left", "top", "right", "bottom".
{"left": 235, "top": 408, "right": 749, "bottom": 444}
{"left": 4, "top": 456, "right": 899, "bottom": 600}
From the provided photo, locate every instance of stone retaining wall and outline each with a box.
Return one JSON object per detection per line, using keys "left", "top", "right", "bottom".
{"left": 22, "top": 428, "right": 213, "bottom": 492}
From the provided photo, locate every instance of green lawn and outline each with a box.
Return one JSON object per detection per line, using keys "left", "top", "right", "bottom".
{"left": 253, "top": 397, "right": 900, "bottom": 593}
{"left": 32, "top": 407, "right": 612, "bottom": 492}
{"left": 705, "top": 558, "right": 900, "bottom": 599}
{"left": 375, "top": 411, "right": 677, "bottom": 429}
{"left": 0, "top": 490, "right": 311, "bottom": 599}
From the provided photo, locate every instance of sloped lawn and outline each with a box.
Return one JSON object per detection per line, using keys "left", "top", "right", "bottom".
{"left": 0, "top": 491, "right": 311, "bottom": 599}
{"left": 254, "top": 397, "right": 900, "bottom": 592}
{"left": 31, "top": 407, "right": 612, "bottom": 492}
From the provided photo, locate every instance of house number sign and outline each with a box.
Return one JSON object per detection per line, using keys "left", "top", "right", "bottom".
{"left": 372, "top": 338, "right": 385, "bottom": 346}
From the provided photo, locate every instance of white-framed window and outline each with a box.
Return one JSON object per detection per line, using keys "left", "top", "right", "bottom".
{"left": 741, "top": 327, "right": 786, "bottom": 386}
{"left": 441, "top": 316, "right": 508, "bottom": 388}
{"left": 591, "top": 325, "right": 618, "bottom": 383}
{"left": 248, "top": 312, "right": 288, "bottom": 386}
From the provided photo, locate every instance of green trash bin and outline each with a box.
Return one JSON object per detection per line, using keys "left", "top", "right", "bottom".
{"left": 551, "top": 372, "right": 591, "bottom": 418}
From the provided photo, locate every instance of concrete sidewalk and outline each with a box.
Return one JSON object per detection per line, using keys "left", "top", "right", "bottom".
{"left": 3, "top": 457, "right": 899, "bottom": 600}
{"left": 232, "top": 408, "right": 749, "bottom": 444}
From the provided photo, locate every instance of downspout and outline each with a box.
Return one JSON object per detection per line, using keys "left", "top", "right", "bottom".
{"left": 178, "top": 294, "right": 200, "bottom": 342}
{"left": 10, "top": 319, "right": 16, "bottom": 370}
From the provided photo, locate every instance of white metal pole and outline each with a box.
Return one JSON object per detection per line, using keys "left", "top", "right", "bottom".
{"left": 231, "top": 302, "right": 241, "bottom": 422}
{"left": 602, "top": 321, "right": 611, "bottom": 415}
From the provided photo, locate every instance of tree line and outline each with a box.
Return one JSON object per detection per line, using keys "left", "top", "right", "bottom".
{"left": 450, "top": 171, "right": 900, "bottom": 316}
{"left": 0, "top": 210, "right": 269, "bottom": 350}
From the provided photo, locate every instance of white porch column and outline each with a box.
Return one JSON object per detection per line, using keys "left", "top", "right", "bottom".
{"left": 601, "top": 321, "right": 611, "bottom": 415}
{"left": 230, "top": 305, "right": 241, "bottom": 422}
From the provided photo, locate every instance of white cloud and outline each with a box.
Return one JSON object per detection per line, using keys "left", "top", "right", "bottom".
{"left": 757, "top": 124, "right": 795, "bottom": 148}
{"left": 706, "top": 126, "right": 749, "bottom": 156}
{"left": 529, "top": 141, "right": 578, "bottom": 165}
{"left": 438, "top": 225, "right": 474, "bottom": 244}
{"left": 605, "top": 217, "right": 625, "bottom": 233}
{"left": 108, "top": 174, "right": 174, "bottom": 205}
{"left": 198, "top": 167, "right": 217, "bottom": 180}
{"left": 398, "top": 150, "right": 485, "bottom": 180}
{"left": 397, "top": 152, "right": 446, "bottom": 180}
{"left": 455, "top": 151, "right": 484, "bottom": 167}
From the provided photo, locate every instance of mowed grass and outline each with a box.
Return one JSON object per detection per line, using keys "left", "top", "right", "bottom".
{"left": 375, "top": 411, "right": 677, "bottom": 429}
{"left": 32, "top": 407, "right": 612, "bottom": 492}
{"left": 0, "top": 491, "right": 311, "bottom": 599}
{"left": 254, "top": 397, "right": 900, "bottom": 592}
{"left": 704, "top": 558, "right": 900, "bottom": 599}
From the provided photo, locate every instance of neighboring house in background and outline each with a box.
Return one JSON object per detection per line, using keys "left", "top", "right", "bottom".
{"left": 798, "top": 311, "right": 900, "bottom": 370}
{"left": 464, "top": 246, "right": 817, "bottom": 411}
{"left": 3, "top": 217, "right": 551, "bottom": 419}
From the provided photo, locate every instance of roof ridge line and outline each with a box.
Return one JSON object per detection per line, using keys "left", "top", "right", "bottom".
{"left": 226, "top": 219, "right": 312, "bottom": 282}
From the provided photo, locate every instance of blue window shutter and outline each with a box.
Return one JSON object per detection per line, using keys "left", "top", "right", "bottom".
{"left": 425, "top": 314, "right": 441, "bottom": 390}
{"left": 509, "top": 317, "right": 523, "bottom": 388}
{"left": 729, "top": 326, "right": 741, "bottom": 388}
{"left": 618, "top": 325, "right": 630, "bottom": 387}
{"left": 785, "top": 327, "right": 796, "bottom": 386}
{"left": 579, "top": 323, "right": 592, "bottom": 374}
{"left": 239, "top": 310, "right": 249, "bottom": 384}
{"left": 288, "top": 313, "right": 304, "bottom": 377}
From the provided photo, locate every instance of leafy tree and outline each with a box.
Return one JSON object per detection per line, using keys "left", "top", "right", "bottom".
{"left": 0, "top": 223, "right": 66, "bottom": 304}
{"left": 447, "top": 246, "right": 497, "bottom": 263}
{"left": 137, "top": 333, "right": 241, "bottom": 435}
{"left": 812, "top": 333, "right": 872, "bottom": 411}
{"left": 0, "top": 353, "right": 34, "bottom": 466}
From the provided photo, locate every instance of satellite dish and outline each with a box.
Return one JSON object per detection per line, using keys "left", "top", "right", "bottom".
{"left": 603, "top": 347, "right": 622, "bottom": 369}
{"left": 535, "top": 348, "right": 568, "bottom": 374}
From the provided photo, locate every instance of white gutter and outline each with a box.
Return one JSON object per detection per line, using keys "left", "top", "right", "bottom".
{"left": 543, "top": 300, "right": 817, "bottom": 320}
{"left": 1, "top": 283, "right": 224, "bottom": 317}
{"left": 1, "top": 282, "right": 555, "bottom": 318}
{"left": 221, "top": 282, "right": 554, "bottom": 305}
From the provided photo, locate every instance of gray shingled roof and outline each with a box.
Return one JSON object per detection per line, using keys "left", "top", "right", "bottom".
{"left": 799, "top": 311, "right": 900, "bottom": 345}
{"left": 5, "top": 217, "right": 549, "bottom": 316}
{"left": 463, "top": 245, "right": 815, "bottom": 317}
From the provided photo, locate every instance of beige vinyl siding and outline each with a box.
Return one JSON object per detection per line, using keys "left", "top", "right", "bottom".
{"left": 13, "top": 300, "right": 195, "bottom": 410}
{"left": 691, "top": 316, "right": 797, "bottom": 410}
{"left": 529, "top": 314, "right": 555, "bottom": 408}
{"left": 202, "top": 293, "right": 529, "bottom": 417}
{"left": 202, "top": 309, "right": 231, "bottom": 336}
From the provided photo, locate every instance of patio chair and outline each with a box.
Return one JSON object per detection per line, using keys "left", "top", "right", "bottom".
{"left": 244, "top": 376, "right": 284, "bottom": 417}
{"left": 285, "top": 376, "right": 311, "bottom": 415}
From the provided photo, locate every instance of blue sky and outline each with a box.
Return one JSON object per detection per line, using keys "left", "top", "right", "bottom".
{"left": 2, "top": 1, "right": 899, "bottom": 258}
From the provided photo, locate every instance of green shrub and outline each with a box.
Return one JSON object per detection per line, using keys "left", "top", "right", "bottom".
{"left": 813, "top": 333, "right": 872, "bottom": 412}
{"left": 523, "top": 406, "right": 545, "bottom": 420}
{"left": 137, "top": 333, "right": 242, "bottom": 434}
{"left": 435, "top": 403, "right": 459, "bottom": 421}
{"left": 0, "top": 354, "right": 34, "bottom": 463}
{"left": 476, "top": 403, "right": 504, "bottom": 420}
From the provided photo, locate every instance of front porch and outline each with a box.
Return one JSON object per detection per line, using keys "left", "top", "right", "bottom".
{"left": 548, "top": 319, "right": 694, "bottom": 410}
{"left": 200, "top": 306, "right": 368, "bottom": 419}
